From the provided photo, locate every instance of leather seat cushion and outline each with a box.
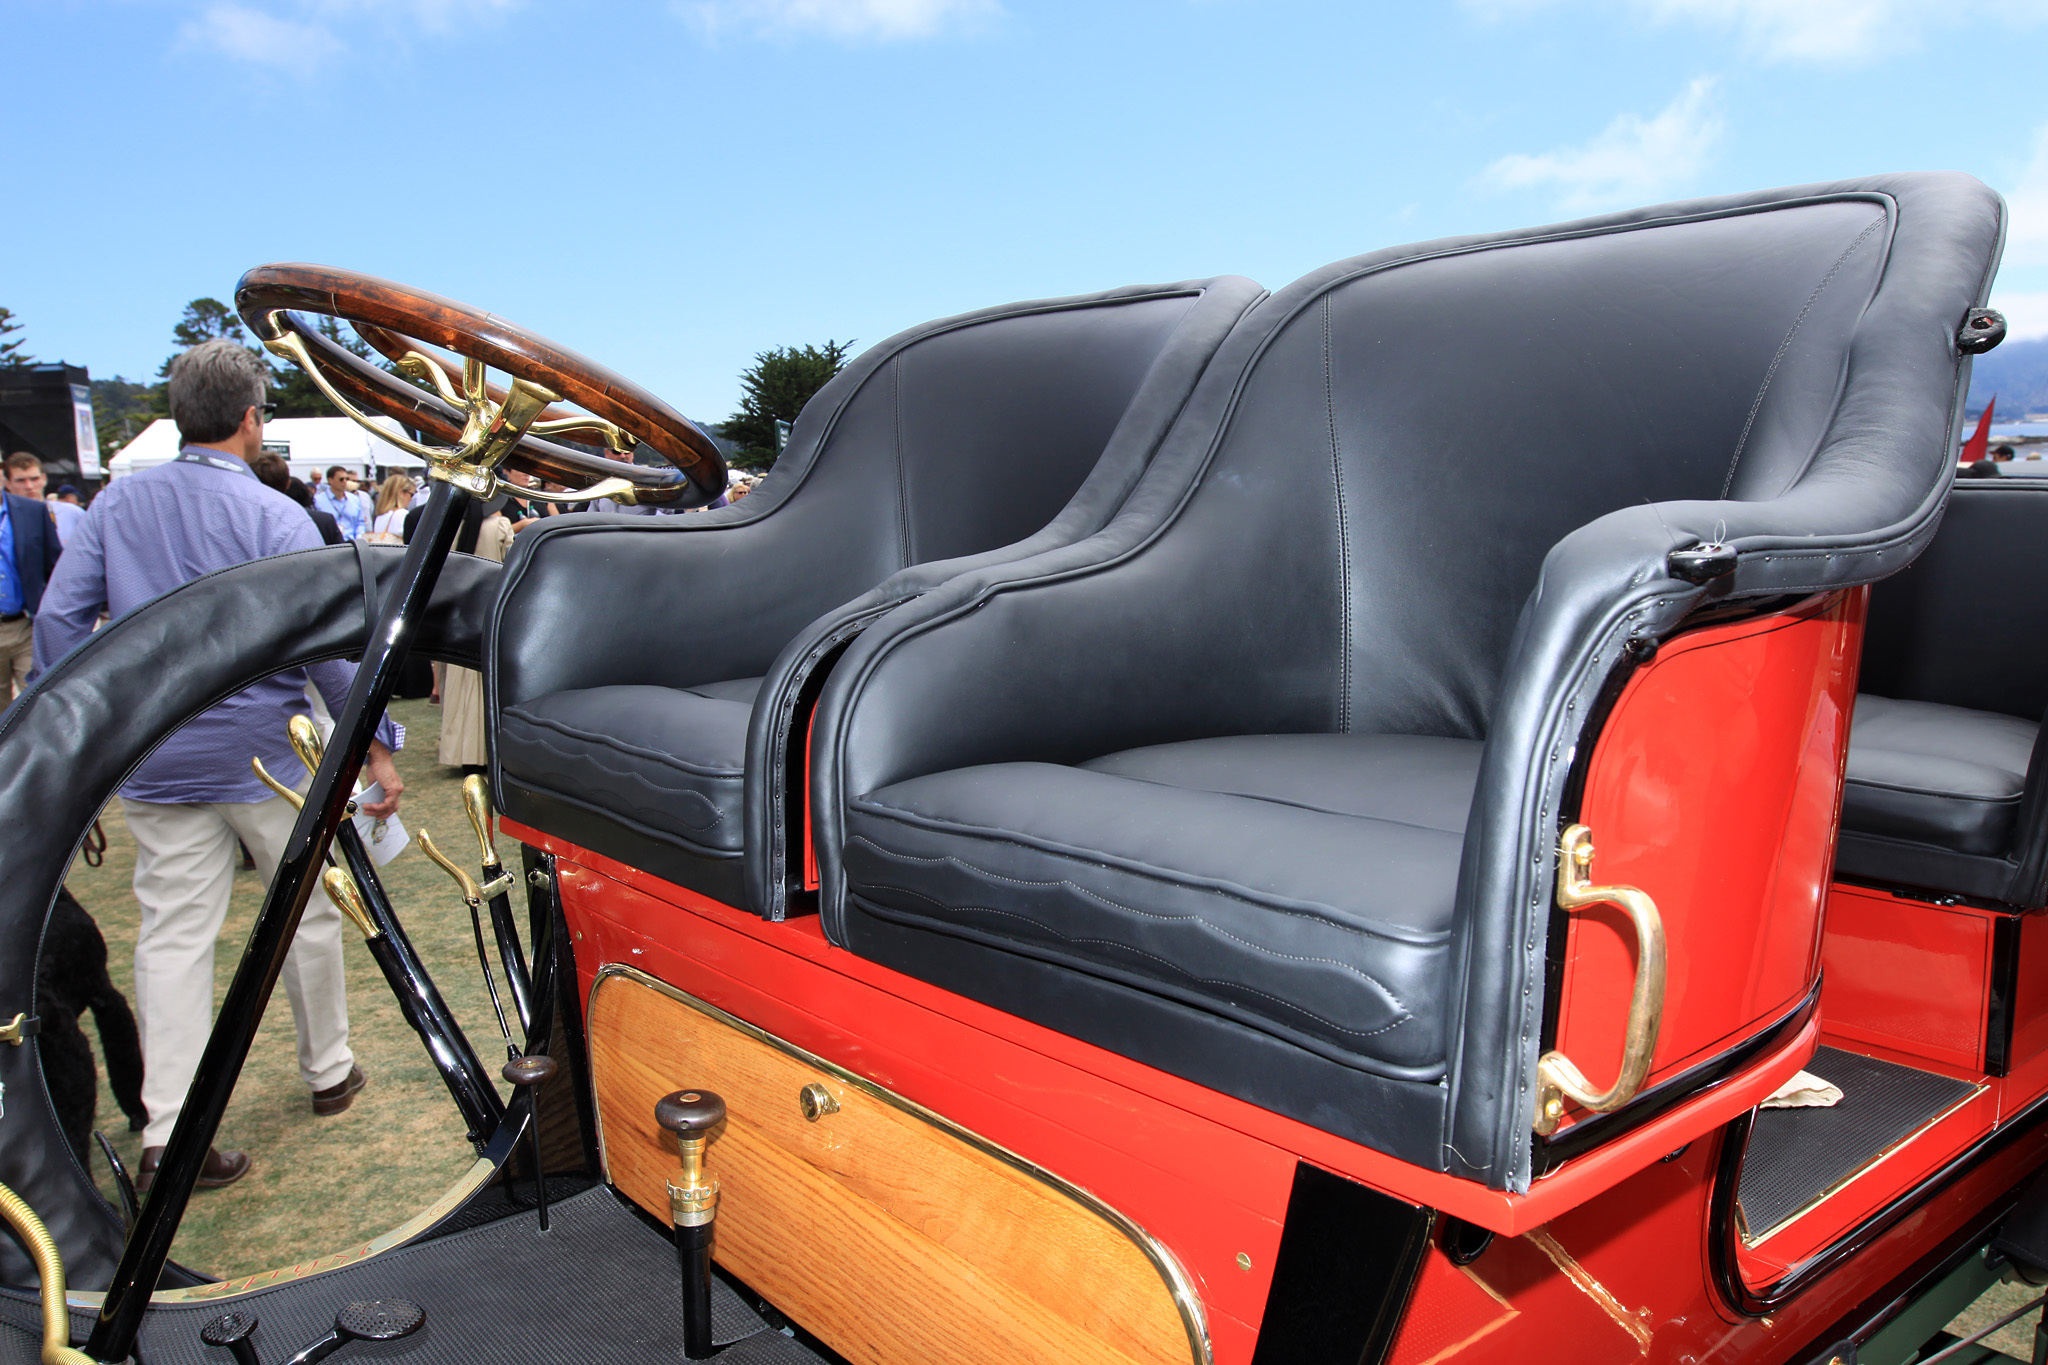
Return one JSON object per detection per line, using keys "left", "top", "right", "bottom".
{"left": 497, "top": 680, "right": 764, "bottom": 855}
{"left": 1841, "top": 694, "right": 2038, "bottom": 858}
{"left": 842, "top": 733, "right": 1481, "bottom": 1076}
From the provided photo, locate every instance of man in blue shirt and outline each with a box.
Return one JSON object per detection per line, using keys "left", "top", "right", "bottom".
{"left": 35, "top": 340, "right": 405, "bottom": 1190}
{"left": 0, "top": 452, "right": 63, "bottom": 699}
{"left": 313, "top": 465, "right": 367, "bottom": 540}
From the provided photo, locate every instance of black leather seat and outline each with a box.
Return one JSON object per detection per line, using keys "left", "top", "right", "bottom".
{"left": 846, "top": 735, "right": 1481, "bottom": 1074}
{"left": 1837, "top": 480, "right": 2048, "bottom": 904}
{"left": 500, "top": 679, "right": 764, "bottom": 854}
{"left": 490, "top": 277, "right": 1265, "bottom": 910}
{"left": 810, "top": 174, "right": 2004, "bottom": 1190}
{"left": 1843, "top": 696, "right": 2036, "bottom": 857}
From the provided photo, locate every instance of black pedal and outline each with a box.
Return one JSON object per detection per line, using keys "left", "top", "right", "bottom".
{"left": 200, "top": 1310, "right": 260, "bottom": 1365}
{"left": 282, "top": 1298, "right": 426, "bottom": 1365}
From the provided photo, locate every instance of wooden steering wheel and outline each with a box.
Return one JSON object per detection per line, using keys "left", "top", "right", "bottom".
{"left": 234, "top": 264, "right": 728, "bottom": 507}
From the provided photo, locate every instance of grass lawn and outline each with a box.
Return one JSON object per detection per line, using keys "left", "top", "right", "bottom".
{"left": 65, "top": 694, "right": 518, "bottom": 1279}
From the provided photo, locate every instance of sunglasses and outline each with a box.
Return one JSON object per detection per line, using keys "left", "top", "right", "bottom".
{"left": 259, "top": 403, "right": 277, "bottom": 419}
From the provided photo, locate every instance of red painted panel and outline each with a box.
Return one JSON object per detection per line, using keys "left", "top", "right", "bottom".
{"left": 1554, "top": 592, "right": 1863, "bottom": 1125}
{"left": 1820, "top": 883, "right": 1990, "bottom": 1071}
{"left": 520, "top": 814, "right": 1818, "bottom": 1237}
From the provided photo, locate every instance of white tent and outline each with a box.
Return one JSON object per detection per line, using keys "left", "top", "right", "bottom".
{"left": 107, "top": 416, "right": 424, "bottom": 483}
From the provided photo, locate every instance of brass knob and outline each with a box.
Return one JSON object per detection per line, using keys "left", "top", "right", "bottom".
{"left": 798, "top": 1083, "right": 838, "bottom": 1122}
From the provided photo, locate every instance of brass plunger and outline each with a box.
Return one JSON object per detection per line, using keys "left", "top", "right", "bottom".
{"left": 655, "top": 1089, "right": 726, "bottom": 1359}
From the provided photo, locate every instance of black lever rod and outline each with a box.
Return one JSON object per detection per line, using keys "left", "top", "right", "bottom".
{"left": 331, "top": 826, "right": 505, "bottom": 1143}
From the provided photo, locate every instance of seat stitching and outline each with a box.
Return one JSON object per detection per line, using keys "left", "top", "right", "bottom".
{"left": 1080, "top": 765, "right": 1471, "bottom": 835}
{"left": 1719, "top": 215, "right": 1885, "bottom": 498}
{"left": 858, "top": 877, "right": 1415, "bottom": 1040}
{"left": 848, "top": 834, "right": 1420, "bottom": 1011}
{"left": 1324, "top": 294, "right": 1353, "bottom": 732}
{"left": 502, "top": 706, "right": 746, "bottom": 779}
{"left": 851, "top": 799, "right": 1452, "bottom": 943}
{"left": 502, "top": 729, "right": 729, "bottom": 829}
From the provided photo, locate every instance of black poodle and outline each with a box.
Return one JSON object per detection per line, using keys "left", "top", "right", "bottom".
{"left": 38, "top": 885, "right": 146, "bottom": 1166}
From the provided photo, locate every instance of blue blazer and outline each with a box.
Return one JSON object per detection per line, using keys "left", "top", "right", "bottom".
{"left": 6, "top": 493, "right": 62, "bottom": 617}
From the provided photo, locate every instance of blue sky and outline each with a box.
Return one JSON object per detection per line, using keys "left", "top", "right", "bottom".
{"left": 5, "top": 0, "right": 2048, "bottom": 421}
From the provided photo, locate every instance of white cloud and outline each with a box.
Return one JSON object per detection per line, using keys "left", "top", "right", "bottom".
{"left": 1465, "top": 0, "right": 2043, "bottom": 64}
{"left": 1481, "top": 78, "right": 1722, "bottom": 213}
{"left": 177, "top": 0, "right": 520, "bottom": 67}
{"left": 2000, "top": 124, "right": 2048, "bottom": 269}
{"left": 682, "top": 0, "right": 1000, "bottom": 42}
{"left": 179, "top": 4, "right": 344, "bottom": 65}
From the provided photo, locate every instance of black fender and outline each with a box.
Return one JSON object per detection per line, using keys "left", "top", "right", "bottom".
{"left": 0, "top": 543, "right": 500, "bottom": 1290}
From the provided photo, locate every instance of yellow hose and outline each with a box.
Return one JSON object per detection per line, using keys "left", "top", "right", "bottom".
{"left": 0, "top": 1180, "right": 95, "bottom": 1365}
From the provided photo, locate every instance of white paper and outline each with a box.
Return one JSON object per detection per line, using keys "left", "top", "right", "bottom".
{"left": 1761, "top": 1069, "right": 1843, "bottom": 1109}
{"left": 353, "top": 783, "right": 410, "bottom": 865}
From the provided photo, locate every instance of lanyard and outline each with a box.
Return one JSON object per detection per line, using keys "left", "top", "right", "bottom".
{"left": 174, "top": 448, "right": 256, "bottom": 478}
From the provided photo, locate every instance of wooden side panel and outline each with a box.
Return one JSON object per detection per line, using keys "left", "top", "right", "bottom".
{"left": 588, "top": 972, "right": 1201, "bottom": 1365}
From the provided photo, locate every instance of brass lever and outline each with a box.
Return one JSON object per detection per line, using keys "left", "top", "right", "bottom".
{"left": 418, "top": 830, "right": 485, "bottom": 906}
{"left": 321, "top": 867, "right": 383, "bottom": 942}
{"left": 251, "top": 756, "right": 304, "bottom": 810}
{"left": 461, "top": 774, "right": 502, "bottom": 872}
{"left": 1533, "top": 824, "right": 1667, "bottom": 1136}
{"left": 288, "top": 714, "right": 324, "bottom": 771}
{"left": 281, "top": 716, "right": 357, "bottom": 815}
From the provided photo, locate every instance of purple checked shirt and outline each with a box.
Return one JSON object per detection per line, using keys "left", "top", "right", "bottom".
{"left": 31, "top": 447, "right": 402, "bottom": 805}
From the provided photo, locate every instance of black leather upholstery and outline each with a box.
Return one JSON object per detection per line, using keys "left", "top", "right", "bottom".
{"left": 1842, "top": 696, "right": 2035, "bottom": 855}
{"left": 1837, "top": 480, "right": 2048, "bottom": 904}
{"left": 847, "top": 735, "right": 1479, "bottom": 1075}
{"left": 490, "top": 277, "right": 1266, "bottom": 912}
{"left": 500, "top": 679, "right": 765, "bottom": 854}
{"left": 812, "top": 174, "right": 2003, "bottom": 1191}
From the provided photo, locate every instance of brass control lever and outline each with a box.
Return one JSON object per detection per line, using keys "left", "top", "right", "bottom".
{"left": 463, "top": 774, "right": 532, "bottom": 1031}
{"left": 655, "top": 1089, "right": 726, "bottom": 1359}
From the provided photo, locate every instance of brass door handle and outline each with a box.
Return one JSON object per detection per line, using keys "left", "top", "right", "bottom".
{"left": 1533, "top": 824, "right": 1667, "bottom": 1136}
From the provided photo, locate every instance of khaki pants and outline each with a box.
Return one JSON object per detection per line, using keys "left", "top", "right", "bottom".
{"left": 123, "top": 792, "right": 355, "bottom": 1147}
{"left": 0, "top": 615, "right": 29, "bottom": 699}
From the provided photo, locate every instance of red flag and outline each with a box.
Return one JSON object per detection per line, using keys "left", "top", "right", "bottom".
{"left": 1962, "top": 395, "right": 1996, "bottom": 465}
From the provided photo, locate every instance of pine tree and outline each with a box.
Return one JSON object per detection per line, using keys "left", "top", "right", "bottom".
{"left": 721, "top": 340, "right": 853, "bottom": 470}
{"left": 0, "top": 307, "right": 32, "bottom": 368}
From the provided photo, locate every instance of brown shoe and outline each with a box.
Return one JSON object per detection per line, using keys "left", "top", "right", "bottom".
{"left": 136, "top": 1146, "right": 250, "bottom": 1193}
{"left": 312, "top": 1064, "right": 367, "bottom": 1116}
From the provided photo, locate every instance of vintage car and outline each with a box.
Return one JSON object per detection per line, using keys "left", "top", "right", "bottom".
{"left": 1, "top": 169, "right": 2040, "bottom": 1365}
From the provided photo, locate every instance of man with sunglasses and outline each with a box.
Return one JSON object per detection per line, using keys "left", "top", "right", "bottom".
{"left": 33, "top": 340, "right": 405, "bottom": 1189}
{"left": 314, "top": 464, "right": 369, "bottom": 540}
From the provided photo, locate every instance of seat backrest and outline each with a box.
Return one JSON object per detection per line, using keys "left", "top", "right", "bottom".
{"left": 703, "top": 285, "right": 1223, "bottom": 672}
{"left": 1861, "top": 478, "right": 2048, "bottom": 722}
{"left": 1127, "top": 197, "right": 1902, "bottom": 743}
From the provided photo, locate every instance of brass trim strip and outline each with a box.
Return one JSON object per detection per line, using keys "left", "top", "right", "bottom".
{"left": 588, "top": 963, "right": 1213, "bottom": 1365}
{"left": 1739, "top": 1082, "right": 1988, "bottom": 1247}
{"left": 64, "top": 1158, "right": 497, "bottom": 1309}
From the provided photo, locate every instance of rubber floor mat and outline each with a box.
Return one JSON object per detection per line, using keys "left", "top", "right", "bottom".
{"left": 1737, "top": 1045, "right": 1978, "bottom": 1238}
{"left": 0, "top": 1186, "right": 833, "bottom": 1365}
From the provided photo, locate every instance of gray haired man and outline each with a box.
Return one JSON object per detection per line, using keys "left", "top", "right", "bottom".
{"left": 34, "top": 339, "right": 407, "bottom": 1189}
